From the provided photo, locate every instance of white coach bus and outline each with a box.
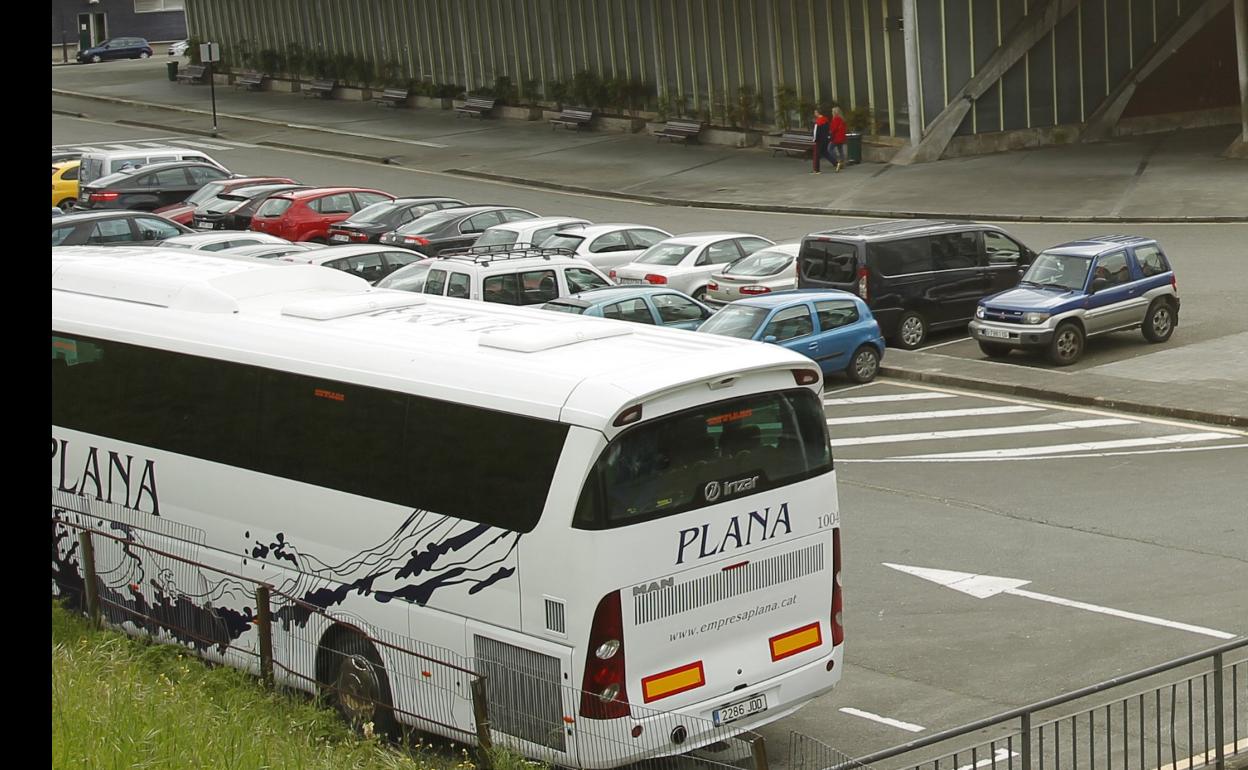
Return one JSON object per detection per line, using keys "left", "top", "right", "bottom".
{"left": 51, "top": 250, "right": 843, "bottom": 767}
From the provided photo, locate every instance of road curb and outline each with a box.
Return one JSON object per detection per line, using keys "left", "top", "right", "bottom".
{"left": 879, "top": 365, "right": 1247, "bottom": 428}
{"left": 116, "top": 118, "right": 224, "bottom": 138}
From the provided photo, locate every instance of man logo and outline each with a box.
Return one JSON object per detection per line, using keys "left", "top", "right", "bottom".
{"left": 704, "top": 481, "right": 721, "bottom": 502}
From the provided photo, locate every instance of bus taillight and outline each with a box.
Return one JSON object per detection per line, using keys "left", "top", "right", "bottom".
{"left": 580, "top": 591, "right": 631, "bottom": 719}
{"left": 831, "top": 528, "right": 844, "bottom": 646}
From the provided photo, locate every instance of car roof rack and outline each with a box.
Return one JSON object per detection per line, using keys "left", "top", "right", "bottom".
{"left": 434, "top": 243, "right": 576, "bottom": 265}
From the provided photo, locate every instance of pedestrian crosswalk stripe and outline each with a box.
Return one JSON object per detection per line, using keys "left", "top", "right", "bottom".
{"left": 894, "top": 432, "right": 1231, "bottom": 460}
{"left": 826, "top": 405, "right": 1043, "bottom": 426}
{"left": 95, "top": 143, "right": 144, "bottom": 151}
{"left": 827, "top": 418, "right": 1135, "bottom": 447}
{"left": 824, "top": 392, "right": 957, "bottom": 405}
{"left": 177, "top": 140, "right": 235, "bottom": 151}
{"left": 134, "top": 142, "right": 172, "bottom": 148}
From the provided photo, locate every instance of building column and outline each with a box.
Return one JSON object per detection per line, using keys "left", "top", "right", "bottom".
{"left": 1235, "top": 0, "right": 1248, "bottom": 142}
{"left": 902, "top": 0, "right": 922, "bottom": 147}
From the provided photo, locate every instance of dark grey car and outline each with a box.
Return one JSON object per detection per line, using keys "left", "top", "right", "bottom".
{"left": 77, "top": 161, "right": 234, "bottom": 212}
{"left": 328, "top": 197, "right": 466, "bottom": 244}
{"left": 379, "top": 205, "right": 537, "bottom": 256}
{"left": 52, "top": 211, "right": 191, "bottom": 247}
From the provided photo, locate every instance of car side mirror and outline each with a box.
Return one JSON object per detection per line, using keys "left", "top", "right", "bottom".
{"left": 1091, "top": 277, "right": 1109, "bottom": 293}
{"left": 141, "top": 230, "right": 158, "bottom": 240}
{"left": 763, "top": 335, "right": 778, "bottom": 344}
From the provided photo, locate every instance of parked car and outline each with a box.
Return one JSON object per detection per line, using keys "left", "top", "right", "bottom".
{"left": 52, "top": 149, "right": 84, "bottom": 165}
{"left": 797, "top": 219, "right": 1035, "bottom": 349}
{"left": 610, "top": 232, "right": 775, "bottom": 301}
{"left": 279, "top": 245, "right": 427, "bottom": 284}
{"left": 540, "top": 223, "right": 672, "bottom": 270}
{"left": 192, "top": 183, "right": 311, "bottom": 231}
{"left": 969, "top": 235, "right": 1179, "bottom": 366}
{"left": 168, "top": 40, "right": 190, "bottom": 57}
{"left": 379, "top": 205, "right": 538, "bottom": 256}
{"left": 78, "top": 147, "right": 227, "bottom": 188}
{"left": 472, "top": 216, "right": 592, "bottom": 250}
{"left": 705, "top": 242, "right": 801, "bottom": 306}
{"left": 154, "top": 176, "right": 298, "bottom": 225}
{"left": 77, "top": 37, "right": 153, "bottom": 63}
{"left": 217, "top": 242, "right": 320, "bottom": 260}
{"left": 52, "top": 160, "right": 80, "bottom": 210}
{"left": 77, "top": 161, "right": 235, "bottom": 212}
{"left": 159, "top": 232, "right": 294, "bottom": 252}
{"left": 326, "top": 197, "right": 466, "bottom": 244}
{"left": 52, "top": 206, "right": 64, "bottom": 218}
{"left": 250, "top": 187, "right": 395, "bottom": 243}
{"left": 698, "top": 290, "right": 886, "bottom": 383}
{"left": 540, "top": 286, "right": 714, "bottom": 330}
{"left": 413, "top": 247, "right": 612, "bottom": 305}
{"left": 52, "top": 210, "right": 190, "bottom": 247}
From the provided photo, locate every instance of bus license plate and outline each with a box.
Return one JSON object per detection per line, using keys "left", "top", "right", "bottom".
{"left": 980, "top": 327, "right": 1011, "bottom": 339}
{"left": 713, "top": 694, "right": 767, "bottom": 726}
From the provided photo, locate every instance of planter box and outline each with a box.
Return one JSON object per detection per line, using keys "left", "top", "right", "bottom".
{"left": 702, "top": 127, "right": 763, "bottom": 148}
{"left": 413, "top": 96, "right": 452, "bottom": 110}
{"left": 266, "top": 78, "right": 301, "bottom": 93}
{"left": 499, "top": 105, "right": 542, "bottom": 121}
{"left": 597, "top": 115, "right": 647, "bottom": 133}
{"left": 335, "top": 86, "right": 373, "bottom": 101}
{"left": 212, "top": 72, "right": 232, "bottom": 86}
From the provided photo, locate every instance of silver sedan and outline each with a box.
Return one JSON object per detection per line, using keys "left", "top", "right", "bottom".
{"left": 704, "top": 242, "right": 800, "bottom": 307}
{"left": 609, "top": 232, "right": 774, "bottom": 302}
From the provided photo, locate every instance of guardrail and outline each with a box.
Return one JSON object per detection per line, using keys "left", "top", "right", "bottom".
{"left": 790, "top": 639, "right": 1247, "bottom": 770}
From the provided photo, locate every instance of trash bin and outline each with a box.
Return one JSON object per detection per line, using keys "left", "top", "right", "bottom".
{"left": 845, "top": 132, "right": 863, "bottom": 165}
{"left": 166, "top": 60, "right": 179, "bottom": 81}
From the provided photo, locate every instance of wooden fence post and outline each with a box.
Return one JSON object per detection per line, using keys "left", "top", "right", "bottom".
{"left": 255, "top": 584, "right": 273, "bottom": 689}
{"left": 78, "top": 531, "right": 100, "bottom": 628}
{"left": 471, "top": 676, "right": 494, "bottom": 770}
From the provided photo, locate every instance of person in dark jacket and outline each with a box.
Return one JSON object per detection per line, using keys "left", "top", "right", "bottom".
{"left": 829, "top": 107, "right": 849, "bottom": 171}
{"left": 811, "top": 108, "right": 836, "bottom": 174}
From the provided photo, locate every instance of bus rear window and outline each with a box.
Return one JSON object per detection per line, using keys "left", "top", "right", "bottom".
{"left": 574, "top": 389, "right": 832, "bottom": 528}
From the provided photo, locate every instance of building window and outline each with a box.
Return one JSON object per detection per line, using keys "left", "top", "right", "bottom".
{"left": 135, "top": 0, "right": 185, "bottom": 12}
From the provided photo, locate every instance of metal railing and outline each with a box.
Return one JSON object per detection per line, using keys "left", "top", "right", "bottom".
{"left": 790, "top": 640, "right": 1247, "bottom": 770}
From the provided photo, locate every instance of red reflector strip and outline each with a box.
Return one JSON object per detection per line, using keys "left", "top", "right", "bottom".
{"left": 641, "top": 661, "right": 705, "bottom": 703}
{"left": 313, "top": 388, "right": 345, "bottom": 402}
{"left": 769, "top": 622, "right": 822, "bottom": 662}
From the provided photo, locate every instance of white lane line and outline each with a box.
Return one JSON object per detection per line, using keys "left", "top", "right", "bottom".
{"left": 826, "top": 405, "right": 1043, "bottom": 425}
{"left": 894, "top": 432, "right": 1232, "bottom": 459}
{"left": 838, "top": 707, "right": 925, "bottom": 732}
{"left": 283, "top": 122, "right": 449, "bottom": 148}
{"left": 828, "top": 418, "right": 1134, "bottom": 447}
{"left": 824, "top": 392, "right": 958, "bottom": 405}
{"left": 839, "top": 442, "right": 1248, "bottom": 462}
{"left": 919, "top": 335, "right": 971, "bottom": 350}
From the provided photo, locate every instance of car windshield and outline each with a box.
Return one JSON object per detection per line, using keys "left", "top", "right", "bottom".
{"left": 542, "top": 234, "right": 585, "bottom": 251}
{"left": 394, "top": 208, "right": 466, "bottom": 235}
{"left": 636, "top": 243, "right": 695, "bottom": 266}
{"left": 475, "top": 229, "right": 519, "bottom": 247}
{"left": 228, "top": 184, "right": 296, "bottom": 200}
{"left": 347, "top": 200, "right": 404, "bottom": 224}
{"left": 375, "top": 261, "right": 433, "bottom": 292}
{"left": 726, "top": 249, "right": 794, "bottom": 277}
{"left": 1021, "top": 252, "right": 1092, "bottom": 291}
{"left": 697, "top": 305, "right": 769, "bottom": 339}
{"left": 541, "top": 301, "right": 587, "bottom": 315}
{"left": 200, "top": 196, "right": 243, "bottom": 213}
{"left": 184, "top": 181, "right": 228, "bottom": 207}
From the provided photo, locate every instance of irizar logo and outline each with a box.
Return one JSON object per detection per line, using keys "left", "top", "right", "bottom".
{"left": 724, "top": 475, "right": 759, "bottom": 496}
{"left": 633, "top": 577, "right": 675, "bottom": 596}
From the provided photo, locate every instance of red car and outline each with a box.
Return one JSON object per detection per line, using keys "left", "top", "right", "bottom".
{"left": 154, "top": 176, "right": 298, "bottom": 225}
{"left": 249, "top": 187, "right": 395, "bottom": 243}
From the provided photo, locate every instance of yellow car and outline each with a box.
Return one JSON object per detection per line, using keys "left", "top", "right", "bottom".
{"left": 52, "top": 161, "right": 80, "bottom": 210}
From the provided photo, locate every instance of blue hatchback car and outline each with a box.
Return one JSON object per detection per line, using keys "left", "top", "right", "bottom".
{"left": 539, "top": 285, "right": 714, "bottom": 330}
{"left": 77, "top": 37, "right": 153, "bottom": 64}
{"left": 697, "top": 290, "right": 886, "bottom": 382}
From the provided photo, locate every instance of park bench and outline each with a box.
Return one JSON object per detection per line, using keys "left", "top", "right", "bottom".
{"left": 373, "top": 87, "right": 410, "bottom": 108}
{"left": 175, "top": 64, "right": 207, "bottom": 85}
{"left": 549, "top": 107, "right": 594, "bottom": 131}
{"left": 303, "top": 79, "right": 336, "bottom": 98}
{"left": 455, "top": 97, "right": 497, "bottom": 119}
{"left": 233, "top": 71, "right": 267, "bottom": 91}
{"left": 771, "top": 131, "right": 815, "bottom": 157}
{"left": 654, "top": 120, "right": 704, "bottom": 144}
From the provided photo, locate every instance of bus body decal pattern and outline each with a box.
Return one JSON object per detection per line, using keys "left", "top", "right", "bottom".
{"left": 634, "top": 543, "right": 824, "bottom": 625}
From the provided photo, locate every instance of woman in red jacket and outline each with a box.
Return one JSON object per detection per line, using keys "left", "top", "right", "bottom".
{"left": 829, "top": 107, "right": 848, "bottom": 171}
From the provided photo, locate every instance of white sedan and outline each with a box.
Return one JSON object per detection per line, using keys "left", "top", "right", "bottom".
{"left": 540, "top": 223, "right": 672, "bottom": 270}
{"left": 609, "top": 232, "right": 774, "bottom": 301}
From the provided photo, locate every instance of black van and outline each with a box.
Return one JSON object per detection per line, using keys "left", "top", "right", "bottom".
{"left": 796, "top": 220, "right": 1035, "bottom": 349}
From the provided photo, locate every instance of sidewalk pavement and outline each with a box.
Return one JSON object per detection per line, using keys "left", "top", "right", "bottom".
{"left": 51, "top": 60, "right": 1248, "bottom": 427}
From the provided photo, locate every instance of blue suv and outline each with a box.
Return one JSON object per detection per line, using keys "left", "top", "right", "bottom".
{"left": 969, "top": 236, "right": 1179, "bottom": 366}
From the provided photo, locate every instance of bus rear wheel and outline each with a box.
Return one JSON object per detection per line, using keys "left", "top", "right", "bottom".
{"left": 319, "top": 629, "right": 398, "bottom": 737}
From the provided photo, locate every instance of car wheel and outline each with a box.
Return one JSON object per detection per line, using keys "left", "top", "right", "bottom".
{"left": 692, "top": 287, "right": 708, "bottom": 302}
{"left": 893, "top": 311, "right": 928, "bottom": 350}
{"left": 978, "top": 341, "right": 1012, "bottom": 359}
{"left": 1047, "top": 322, "right": 1085, "bottom": 366}
{"left": 846, "top": 345, "right": 880, "bottom": 383}
{"left": 1141, "top": 300, "right": 1175, "bottom": 343}
{"left": 57, "top": 199, "right": 76, "bottom": 211}
{"left": 91, "top": 55, "right": 102, "bottom": 64}
{"left": 139, "top": 52, "right": 151, "bottom": 59}
{"left": 319, "top": 630, "right": 397, "bottom": 737}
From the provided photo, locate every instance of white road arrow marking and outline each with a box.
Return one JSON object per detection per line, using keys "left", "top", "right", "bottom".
{"left": 838, "top": 707, "right": 925, "bottom": 732}
{"left": 883, "top": 564, "right": 1235, "bottom": 639}
{"left": 954, "top": 747, "right": 1019, "bottom": 770}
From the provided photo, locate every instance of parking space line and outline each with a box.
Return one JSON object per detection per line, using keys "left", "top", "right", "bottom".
{"left": 828, "top": 418, "right": 1134, "bottom": 447}
{"left": 838, "top": 707, "right": 925, "bottom": 732}
{"left": 824, "top": 392, "right": 958, "bottom": 405}
{"left": 895, "top": 431, "right": 1231, "bottom": 459}
{"left": 826, "top": 405, "right": 1043, "bottom": 425}
{"left": 919, "top": 336, "right": 972, "bottom": 350}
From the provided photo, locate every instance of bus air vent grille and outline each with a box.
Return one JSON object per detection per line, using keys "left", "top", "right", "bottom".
{"left": 634, "top": 542, "right": 825, "bottom": 625}
{"left": 543, "top": 597, "right": 566, "bottom": 636}
{"left": 472, "top": 636, "right": 566, "bottom": 752}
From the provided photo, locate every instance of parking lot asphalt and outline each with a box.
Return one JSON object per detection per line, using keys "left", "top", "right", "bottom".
{"left": 51, "top": 59, "right": 1248, "bottom": 426}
